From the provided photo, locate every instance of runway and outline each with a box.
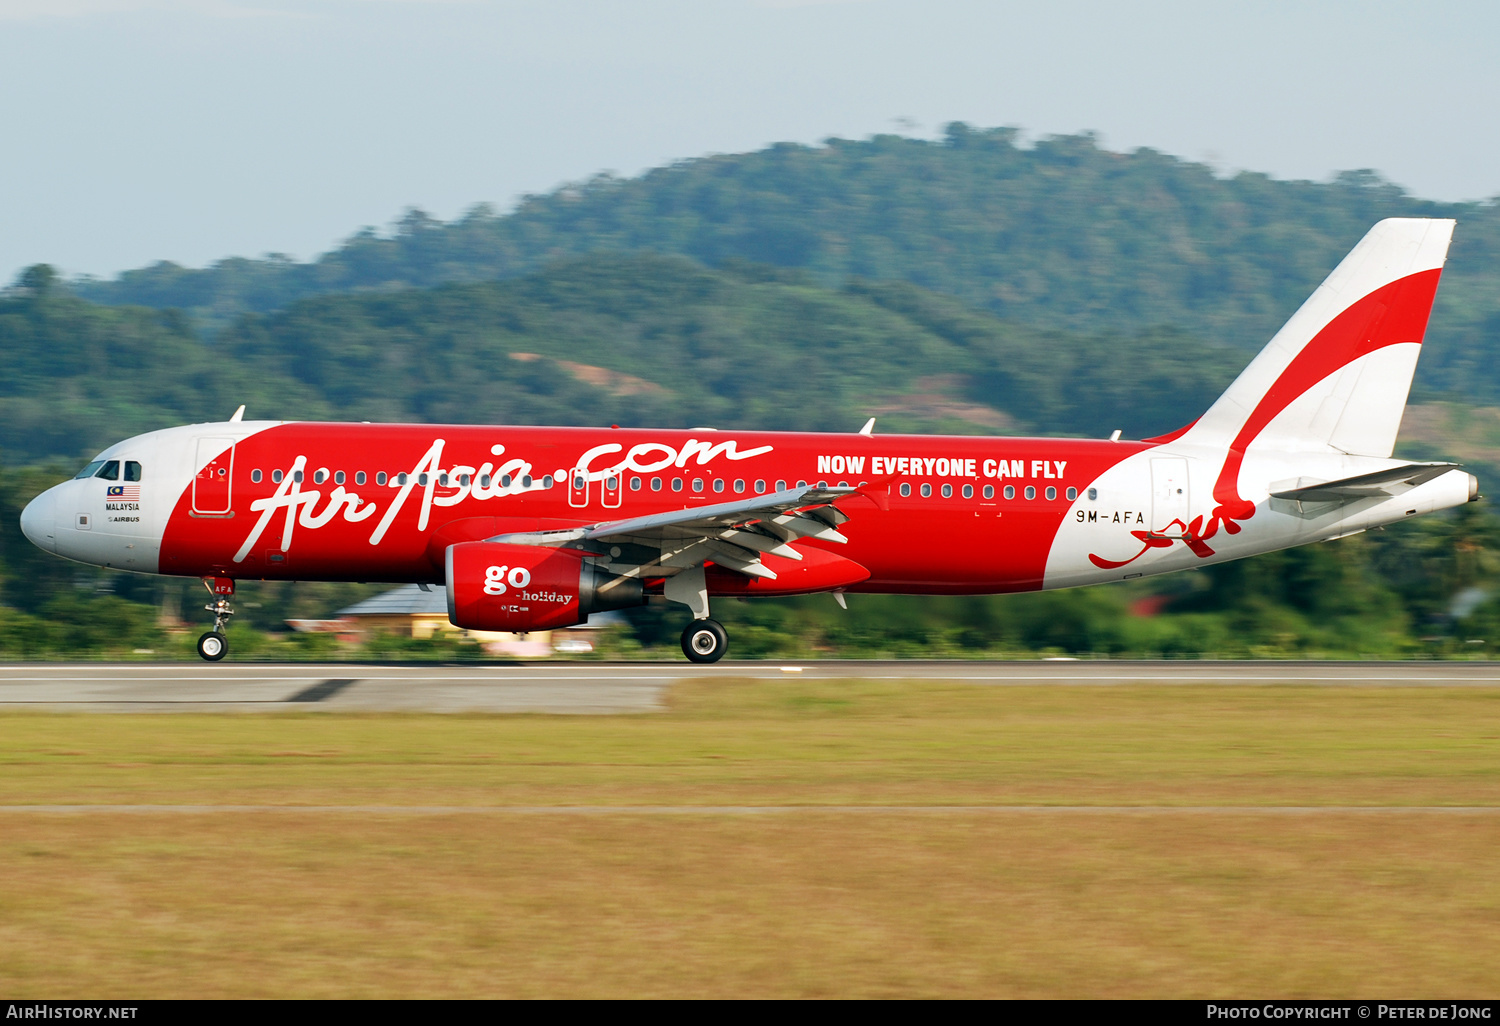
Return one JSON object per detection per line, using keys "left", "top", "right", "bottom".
{"left": 1, "top": 659, "right": 1499, "bottom": 712}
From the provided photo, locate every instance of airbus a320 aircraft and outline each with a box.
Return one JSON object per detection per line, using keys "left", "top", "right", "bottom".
{"left": 19, "top": 218, "right": 1477, "bottom": 663}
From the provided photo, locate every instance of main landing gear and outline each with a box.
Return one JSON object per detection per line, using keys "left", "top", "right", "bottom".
{"left": 197, "top": 576, "right": 235, "bottom": 662}
{"left": 665, "top": 566, "right": 729, "bottom": 664}
{"left": 681, "top": 619, "right": 728, "bottom": 664}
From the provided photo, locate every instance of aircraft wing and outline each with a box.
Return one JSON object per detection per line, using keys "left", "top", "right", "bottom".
{"left": 487, "top": 484, "right": 857, "bottom": 580}
{"left": 1270, "top": 462, "right": 1460, "bottom": 504}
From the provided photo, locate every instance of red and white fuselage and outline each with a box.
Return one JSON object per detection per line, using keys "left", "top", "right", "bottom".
{"left": 16, "top": 420, "right": 1475, "bottom": 590}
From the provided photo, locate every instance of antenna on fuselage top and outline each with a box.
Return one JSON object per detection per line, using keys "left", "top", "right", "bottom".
{"left": 859, "top": 418, "right": 876, "bottom": 436}
{"left": 1109, "top": 429, "right": 1121, "bottom": 442}
{"left": 229, "top": 405, "right": 246, "bottom": 423}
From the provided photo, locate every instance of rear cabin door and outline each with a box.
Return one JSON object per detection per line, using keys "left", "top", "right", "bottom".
{"left": 193, "top": 437, "right": 234, "bottom": 515}
{"left": 1150, "top": 457, "right": 1189, "bottom": 533}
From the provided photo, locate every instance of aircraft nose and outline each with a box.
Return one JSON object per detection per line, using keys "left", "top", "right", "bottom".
{"left": 19, "top": 488, "right": 57, "bottom": 553}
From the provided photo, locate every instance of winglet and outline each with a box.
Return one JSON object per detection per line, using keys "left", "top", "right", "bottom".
{"left": 858, "top": 417, "right": 875, "bottom": 436}
{"left": 853, "top": 478, "right": 892, "bottom": 511}
{"left": 229, "top": 405, "right": 245, "bottom": 423}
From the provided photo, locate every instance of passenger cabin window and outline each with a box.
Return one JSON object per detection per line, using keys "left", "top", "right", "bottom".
{"left": 1024, "top": 486, "right": 1036, "bottom": 499}
{"left": 920, "top": 483, "right": 932, "bottom": 497}
{"left": 671, "top": 478, "right": 684, "bottom": 492}
{"left": 500, "top": 475, "right": 512, "bottom": 488}
{"left": 775, "top": 480, "right": 787, "bottom": 491}
{"left": 692, "top": 479, "right": 704, "bottom": 492}
{"left": 796, "top": 480, "right": 807, "bottom": 489}
{"left": 125, "top": 461, "right": 143, "bottom": 482}
{"left": 899, "top": 483, "right": 911, "bottom": 497}
{"left": 74, "top": 460, "right": 105, "bottom": 479}
{"left": 630, "top": 477, "right": 642, "bottom": 491}
{"left": 1045, "top": 486, "right": 1056, "bottom": 501}
{"left": 983, "top": 485, "right": 994, "bottom": 499}
{"left": 1066, "top": 487, "right": 1077, "bottom": 501}
{"left": 356, "top": 472, "right": 367, "bottom": 486}
{"left": 97, "top": 461, "right": 120, "bottom": 481}
{"left": 542, "top": 475, "right": 554, "bottom": 488}
{"left": 336, "top": 471, "right": 346, "bottom": 485}
{"left": 314, "top": 470, "right": 327, "bottom": 484}
{"left": 1003, "top": 485, "right": 1015, "bottom": 499}
{"left": 733, "top": 479, "right": 745, "bottom": 493}
{"left": 1088, "top": 488, "right": 1098, "bottom": 500}
{"left": 294, "top": 470, "right": 304, "bottom": 484}
{"left": 941, "top": 484, "right": 952, "bottom": 498}
{"left": 272, "top": 470, "right": 284, "bottom": 484}
{"left": 754, "top": 479, "right": 766, "bottom": 494}
{"left": 397, "top": 473, "right": 408, "bottom": 486}
{"left": 251, "top": 469, "right": 263, "bottom": 484}
{"left": 521, "top": 475, "right": 533, "bottom": 488}
{"left": 713, "top": 479, "right": 725, "bottom": 493}
{"left": 962, "top": 484, "right": 973, "bottom": 499}
{"left": 376, "top": 472, "right": 387, "bottom": 486}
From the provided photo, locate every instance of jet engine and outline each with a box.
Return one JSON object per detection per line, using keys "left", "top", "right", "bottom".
{"left": 445, "top": 541, "right": 644, "bottom": 632}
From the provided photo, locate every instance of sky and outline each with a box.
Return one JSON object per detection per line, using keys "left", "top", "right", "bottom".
{"left": 2, "top": 0, "right": 1497, "bottom": 281}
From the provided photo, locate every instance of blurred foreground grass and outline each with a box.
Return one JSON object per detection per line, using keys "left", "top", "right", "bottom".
{"left": 1, "top": 680, "right": 1498, "bottom": 996}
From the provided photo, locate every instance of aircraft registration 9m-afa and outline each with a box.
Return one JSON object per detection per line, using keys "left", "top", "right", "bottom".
{"left": 18, "top": 218, "right": 1477, "bottom": 663}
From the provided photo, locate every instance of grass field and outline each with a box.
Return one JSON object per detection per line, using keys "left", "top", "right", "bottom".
{"left": 1, "top": 680, "right": 1498, "bottom": 997}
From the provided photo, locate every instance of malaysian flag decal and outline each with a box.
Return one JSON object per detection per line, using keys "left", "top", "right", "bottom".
{"left": 106, "top": 484, "right": 140, "bottom": 501}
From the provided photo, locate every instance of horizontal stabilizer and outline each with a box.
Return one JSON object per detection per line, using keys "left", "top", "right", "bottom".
{"left": 1270, "top": 462, "right": 1459, "bottom": 503}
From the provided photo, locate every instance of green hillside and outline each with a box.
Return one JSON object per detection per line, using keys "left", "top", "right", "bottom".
{"left": 72, "top": 127, "right": 1500, "bottom": 401}
{"left": 2, "top": 254, "right": 1243, "bottom": 465}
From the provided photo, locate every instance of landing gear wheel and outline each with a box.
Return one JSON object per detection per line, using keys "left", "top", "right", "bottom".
{"left": 681, "top": 619, "right": 728, "bottom": 664}
{"left": 197, "top": 631, "right": 228, "bottom": 662}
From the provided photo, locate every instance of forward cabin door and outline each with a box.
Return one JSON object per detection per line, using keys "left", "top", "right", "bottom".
{"left": 1150, "top": 457, "right": 1189, "bottom": 533}
{"left": 193, "top": 437, "right": 235, "bottom": 515}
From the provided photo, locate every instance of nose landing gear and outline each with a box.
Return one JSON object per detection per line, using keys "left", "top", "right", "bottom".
{"left": 198, "top": 576, "right": 235, "bottom": 662}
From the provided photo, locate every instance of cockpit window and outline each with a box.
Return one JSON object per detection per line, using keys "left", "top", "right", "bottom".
{"left": 124, "top": 461, "right": 143, "bottom": 482}
{"left": 74, "top": 460, "right": 105, "bottom": 480}
{"left": 95, "top": 460, "right": 120, "bottom": 481}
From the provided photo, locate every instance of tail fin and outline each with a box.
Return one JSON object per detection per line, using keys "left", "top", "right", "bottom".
{"left": 1187, "top": 217, "right": 1455, "bottom": 458}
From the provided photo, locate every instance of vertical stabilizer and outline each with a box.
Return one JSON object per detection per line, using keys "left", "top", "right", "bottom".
{"left": 1186, "top": 218, "right": 1454, "bottom": 458}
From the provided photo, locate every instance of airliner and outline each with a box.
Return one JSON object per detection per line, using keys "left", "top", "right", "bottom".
{"left": 19, "top": 218, "right": 1475, "bottom": 662}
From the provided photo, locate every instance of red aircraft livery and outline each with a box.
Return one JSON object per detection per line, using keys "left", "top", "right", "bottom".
{"left": 19, "top": 219, "right": 1478, "bottom": 662}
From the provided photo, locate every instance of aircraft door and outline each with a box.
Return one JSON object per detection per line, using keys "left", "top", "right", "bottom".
{"left": 1150, "top": 458, "right": 1189, "bottom": 532}
{"left": 568, "top": 467, "right": 589, "bottom": 508}
{"left": 602, "top": 472, "right": 621, "bottom": 509}
{"left": 193, "top": 437, "right": 235, "bottom": 515}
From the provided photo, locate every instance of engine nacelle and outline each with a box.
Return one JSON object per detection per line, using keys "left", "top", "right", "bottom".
{"left": 445, "top": 541, "right": 644, "bottom": 633}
